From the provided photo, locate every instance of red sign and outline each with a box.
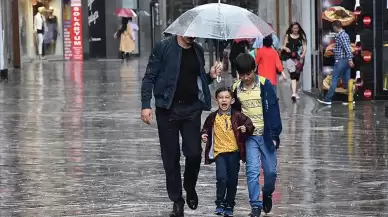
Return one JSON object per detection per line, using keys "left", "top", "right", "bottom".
{"left": 364, "top": 89, "right": 372, "bottom": 98}
{"left": 363, "top": 16, "right": 372, "bottom": 26}
{"left": 64, "top": 1, "right": 83, "bottom": 60}
{"left": 363, "top": 55, "right": 372, "bottom": 62}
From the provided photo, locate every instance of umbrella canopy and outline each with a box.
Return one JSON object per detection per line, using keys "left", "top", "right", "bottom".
{"left": 163, "top": 3, "right": 274, "bottom": 40}
{"left": 116, "top": 8, "right": 137, "bottom": 17}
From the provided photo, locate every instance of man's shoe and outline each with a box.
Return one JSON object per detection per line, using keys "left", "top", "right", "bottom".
{"left": 248, "top": 207, "right": 261, "bottom": 217}
{"left": 186, "top": 189, "right": 198, "bottom": 210}
{"left": 214, "top": 206, "right": 224, "bottom": 215}
{"left": 223, "top": 207, "right": 234, "bottom": 216}
{"left": 170, "top": 203, "right": 184, "bottom": 217}
{"left": 317, "top": 98, "right": 332, "bottom": 105}
{"left": 262, "top": 193, "right": 273, "bottom": 214}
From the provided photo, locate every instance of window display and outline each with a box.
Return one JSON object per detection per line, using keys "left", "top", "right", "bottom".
{"left": 19, "top": 0, "right": 63, "bottom": 61}
{"left": 320, "top": 0, "right": 374, "bottom": 101}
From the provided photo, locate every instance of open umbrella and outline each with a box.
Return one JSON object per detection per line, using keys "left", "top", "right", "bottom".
{"left": 163, "top": 1, "right": 273, "bottom": 40}
{"left": 164, "top": 0, "right": 273, "bottom": 82}
{"left": 116, "top": 8, "right": 137, "bottom": 17}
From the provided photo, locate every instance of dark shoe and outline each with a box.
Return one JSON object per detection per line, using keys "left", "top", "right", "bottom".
{"left": 248, "top": 207, "right": 261, "bottom": 217}
{"left": 223, "top": 207, "right": 234, "bottom": 216}
{"left": 262, "top": 194, "right": 273, "bottom": 214}
{"left": 186, "top": 189, "right": 198, "bottom": 210}
{"left": 214, "top": 206, "right": 224, "bottom": 215}
{"left": 317, "top": 98, "right": 332, "bottom": 105}
{"left": 170, "top": 203, "right": 184, "bottom": 217}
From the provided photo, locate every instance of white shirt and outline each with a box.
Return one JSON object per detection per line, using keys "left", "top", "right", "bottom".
{"left": 34, "top": 12, "right": 46, "bottom": 32}
{"left": 129, "top": 22, "right": 139, "bottom": 41}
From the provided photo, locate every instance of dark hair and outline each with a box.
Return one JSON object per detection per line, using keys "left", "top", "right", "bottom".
{"left": 118, "top": 17, "right": 129, "bottom": 35}
{"left": 263, "top": 35, "right": 273, "bottom": 47}
{"left": 129, "top": 17, "right": 133, "bottom": 22}
{"left": 215, "top": 86, "right": 233, "bottom": 98}
{"left": 332, "top": 20, "right": 342, "bottom": 29}
{"left": 286, "top": 22, "right": 307, "bottom": 42}
{"left": 235, "top": 53, "right": 256, "bottom": 75}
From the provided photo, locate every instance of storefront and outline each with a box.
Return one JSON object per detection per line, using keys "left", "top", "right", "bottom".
{"left": 19, "top": 0, "right": 65, "bottom": 61}
{"left": 304, "top": 0, "right": 388, "bottom": 101}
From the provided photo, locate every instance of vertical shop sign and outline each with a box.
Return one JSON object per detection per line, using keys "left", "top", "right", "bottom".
{"left": 64, "top": 0, "right": 83, "bottom": 60}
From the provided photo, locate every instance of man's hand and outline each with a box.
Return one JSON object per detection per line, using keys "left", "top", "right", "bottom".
{"left": 141, "top": 108, "right": 153, "bottom": 125}
{"left": 237, "top": 125, "right": 246, "bottom": 133}
{"left": 349, "top": 60, "right": 355, "bottom": 68}
{"left": 210, "top": 61, "right": 222, "bottom": 79}
{"left": 201, "top": 134, "right": 208, "bottom": 143}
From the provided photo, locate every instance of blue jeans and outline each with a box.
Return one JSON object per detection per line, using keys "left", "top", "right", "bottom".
{"left": 215, "top": 152, "right": 240, "bottom": 208}
{"left": 245, "top": 136, "right": 278, "bottom": 208}
{"left": 325, "top": 59, "right": 350, "bottom": 102}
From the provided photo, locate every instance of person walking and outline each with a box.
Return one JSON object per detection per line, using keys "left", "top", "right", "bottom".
{"left": 231, "top": 53, "right": 282, "bottom": 217}
{"left": 318, "top": 20, "right": 354, "bottom": 105}
{"left": 114, "top": 17, "right": 135, "bottom": 61}
{"left": 229, "top": 39, "right": 250, "bottom": 82}
{"left": 254, "top": 35, "right": 287, "bottom": 94}
{"left": 141, "top": 35, "right": 222, "bottom": 217}
{"left": 201, "top": 87, "right": 254, "bottom": 217}
{"left": 281, "top": 22, "right": 307, "bottom": 102}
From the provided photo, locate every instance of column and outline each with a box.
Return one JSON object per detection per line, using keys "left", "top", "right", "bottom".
{"left": 0, "top": 0, "right": 13, "bottom": 80}
{"left": 300, "top": 0, "right": 312, "bottom": 91}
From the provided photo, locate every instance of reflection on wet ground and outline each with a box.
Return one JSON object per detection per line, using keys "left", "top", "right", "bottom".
{"left": 0, "top": 59, "right": 388, "bottom": 216}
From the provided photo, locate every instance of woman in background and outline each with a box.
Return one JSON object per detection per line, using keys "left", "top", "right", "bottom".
{"left": 281, "top": 22, "right": 307, "bottom": 102}
{"left": 114, "top": 17, "right": 135, "bottom": 61}
{"left": 229, "top": 39, "right": 250, "bottom": 82}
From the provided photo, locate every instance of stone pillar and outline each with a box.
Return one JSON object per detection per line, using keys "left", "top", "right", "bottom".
{"left": 0, "top": 0, "right": 13, "bottom": 80}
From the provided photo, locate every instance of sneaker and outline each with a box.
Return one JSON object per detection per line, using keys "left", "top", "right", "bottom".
{"left": 223, "top": 207, "right": 233, "bottom": 216}
{"left": 317, "top": 98, "right": 332, "bottom": 105}
{"left": 342, "top": 101, "right": 355, "bottom": 105}
{"left": 169, "top": 203, "right": 184, "bottom": 217}
{"left": 262, "top": 194, "right": 273, "bottom": 214}
{"left": 214, "top": 206, "right": 224, "bottom": 216}
{"left": 248, "top": 207, "right": 261, "bottom": 217}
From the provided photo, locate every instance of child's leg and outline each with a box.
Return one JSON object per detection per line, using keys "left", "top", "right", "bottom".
{"left": 225, "top": 152, "right": 241, "bottom": 210}
{"left": 215, "top": 154, "right": 228, "bottom": 208}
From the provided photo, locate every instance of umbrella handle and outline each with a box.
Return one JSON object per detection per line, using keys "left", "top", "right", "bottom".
{"left": 216, "top": 75, "right": 222, "bottom": 83}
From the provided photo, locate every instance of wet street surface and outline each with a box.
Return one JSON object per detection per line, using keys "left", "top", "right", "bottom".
{"left": 1, "top": 59, "right": 388, "bottom": 216}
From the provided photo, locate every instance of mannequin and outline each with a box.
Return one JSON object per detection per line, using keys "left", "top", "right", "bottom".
{"left": 34, "top": 6, "right": 46, "bottom": 60}
{"left": 44, "top": 7, "right": 58, "bottom": 55}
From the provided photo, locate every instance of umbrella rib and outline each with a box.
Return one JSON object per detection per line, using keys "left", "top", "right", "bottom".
{"left": 181, "top": 12, "right": 202, "bottom": 37}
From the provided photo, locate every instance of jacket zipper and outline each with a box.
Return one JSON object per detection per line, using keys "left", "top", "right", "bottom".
{"left": 167, "top": 47, "right": 182, "bottom": 109}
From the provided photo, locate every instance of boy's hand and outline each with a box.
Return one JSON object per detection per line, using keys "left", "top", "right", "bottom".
{"left": 237, "top": 125, "right": 246, "bottom": 133}
{"left": 201, "top": 134, "right": 208, "bottom": 143}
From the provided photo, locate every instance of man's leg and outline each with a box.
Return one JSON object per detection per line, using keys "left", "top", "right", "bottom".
{"left": 225, "top": 152, "right": 240, "bottom": 211}
{"left": 155, "top": 107, "right": 184, "bottom": 206}
{"left": 324, "top": 61, "right": 342, "bottom": 102}
{"left": 181, "top": 107, "right": 202, "bottom": 210}
{"left": 342, "top": 62, "right": 351, "bottom": 89}
{"left": 258, "top": 136, "right": 278, "bottom": 214}
{"left": 245, "top": 136, "right": 261, "bottom": 208}
{"left": 215, "top": 154, "right": 228, "bottom": 210}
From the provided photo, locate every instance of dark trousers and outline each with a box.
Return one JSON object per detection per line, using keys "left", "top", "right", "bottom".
{"left": 215, "top": 152, "right": 240, "bottom": 209}
{"left": 230, "top": 61, "right": 237, "bottom": 79}
{"left": 155, "top": 101, "right": 203, "bottom": 205}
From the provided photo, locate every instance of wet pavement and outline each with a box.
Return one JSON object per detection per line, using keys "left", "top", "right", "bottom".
{"left": 0, "top": 58, "right": 388, "bottom": 217}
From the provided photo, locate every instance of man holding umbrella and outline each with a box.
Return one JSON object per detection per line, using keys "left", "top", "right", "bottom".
{"left": 141, "top": 34, "right": 222, "bottom": 216}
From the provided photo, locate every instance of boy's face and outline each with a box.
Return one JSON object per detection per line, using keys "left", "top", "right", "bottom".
{"left": 238, "top": 70, "right": 255, "bottom": 85}
{"left": 216, "top": 91, "right": 233, "bottom": 111}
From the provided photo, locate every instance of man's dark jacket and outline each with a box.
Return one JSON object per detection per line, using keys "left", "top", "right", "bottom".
{"left": 141, "top": 36, "right": 214, "bottom": 110}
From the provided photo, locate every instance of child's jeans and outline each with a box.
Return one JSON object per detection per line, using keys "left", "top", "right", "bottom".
{"left": 214, "top": 151, "right": 240, "bottom": 209}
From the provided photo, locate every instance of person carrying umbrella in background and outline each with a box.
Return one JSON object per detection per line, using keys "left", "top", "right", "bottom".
{"left": 115, "top": 8, "right": 137, "bottom": 60}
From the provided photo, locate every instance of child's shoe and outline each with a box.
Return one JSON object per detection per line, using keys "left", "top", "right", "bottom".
{"left": 214, "top": 206, "right": 224, "bottom": 215}
{"left": 223, "top": 207, "right": 233, "bottom": 216}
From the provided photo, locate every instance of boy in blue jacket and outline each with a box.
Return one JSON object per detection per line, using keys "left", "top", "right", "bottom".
{"left": 231, "top": 53, "right": 282, "bottom": 217}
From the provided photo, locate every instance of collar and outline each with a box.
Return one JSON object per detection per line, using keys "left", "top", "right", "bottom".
{"left": 217, "top": 107, "right": 231, "bottom": 116}
{"left": 239, "top": 75, "right": 260, "bottom": 90}
{"left": 336, "top": 30, "right": 345, "bottom": 36}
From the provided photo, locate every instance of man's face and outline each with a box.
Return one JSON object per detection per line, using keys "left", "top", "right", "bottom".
{"left": 238, "top": 70, "right": 255, "bottom": 85}
{"left": 182, "top": 36, "right": 196, "bottom": 44}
